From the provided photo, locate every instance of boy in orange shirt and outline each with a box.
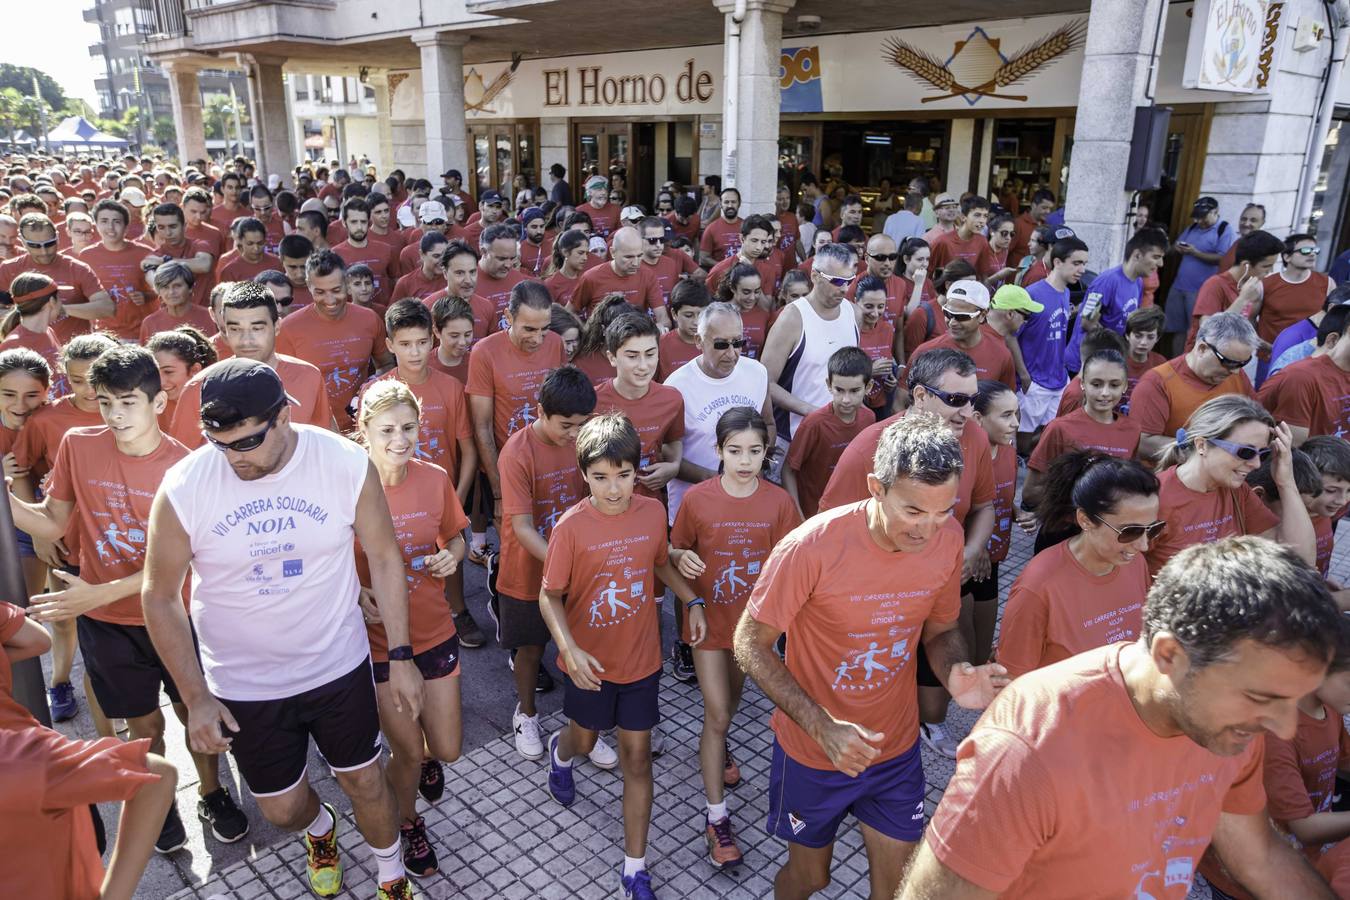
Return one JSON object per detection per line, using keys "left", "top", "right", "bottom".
{"left": 540, "top": 412, "right": 707, "bottom": 900}
{"left": 783, "top": 346, "right": 875, "bottom": 518}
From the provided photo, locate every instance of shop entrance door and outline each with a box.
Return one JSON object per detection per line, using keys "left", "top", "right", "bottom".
{"left": 574, "top": 123, "right": 633, "bottom": 196}
{"left": 468, "top": 122, "right": 539, "bottom": 203}
{"left": 1152, "top": 108, "right": 1214, "bottom": 302}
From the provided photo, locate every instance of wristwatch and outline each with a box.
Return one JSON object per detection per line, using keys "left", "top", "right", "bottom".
{"left": 387, "top": 645, "right": 414, "bottom": 661}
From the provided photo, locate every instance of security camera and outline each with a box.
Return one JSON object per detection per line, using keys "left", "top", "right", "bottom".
{"left": 796, "top": 15, "right": 822, "bottom": 31}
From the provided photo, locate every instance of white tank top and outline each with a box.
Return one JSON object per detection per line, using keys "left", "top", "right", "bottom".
{"left": 778, "top": 296, "right": 860, "bottom": 437}
{"left": 160, "top": 425, "right": 372, "bottom": 701}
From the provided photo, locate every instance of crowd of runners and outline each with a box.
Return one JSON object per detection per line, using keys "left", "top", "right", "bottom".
{"left": 3, "top": 150, "right": 1350, "bottom": 900}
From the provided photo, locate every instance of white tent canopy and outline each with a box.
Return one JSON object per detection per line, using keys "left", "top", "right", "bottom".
{"left": 46, "top": 116, "right": 129, "bottom": 149}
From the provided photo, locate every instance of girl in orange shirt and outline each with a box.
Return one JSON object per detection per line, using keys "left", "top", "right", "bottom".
{"left": 355, "top": 380, "right": 468, "bottom": 879}
{"left": 0, "top": 346, "right": 51, "bottom": 599}
{"left": 969, "top": 379, "right": 1020, "bottom": 665}
{"left": 145, "top": 326, "right": 216, "bottom": 434}
{"left": 671, "top": 406, "right": 801, "bottom": 870}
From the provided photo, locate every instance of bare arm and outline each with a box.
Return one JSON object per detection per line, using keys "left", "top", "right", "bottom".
{"left": 1020, "top": 469, "right": 1047, "bottom": 509}
{"left": 782, "top": 464, "right": 804, "bottom": 517}
{"left": 63, "top": 291, "right": 115, "bottom": 320}
{"left": 2, "top": 614, "right": 50, "bottom": 664}
{"left": 455, "top": 436, "right": 477, "bottom": 503}
{"left": 1267, "top": 422, "right": 1317, "bottom": 567}
{"left": 898, "top": 839, "right": 999, "bottom": 900}
{"left": 1209, "top": 810, "right": 1336, "bottom": 898}
{"left": 962, "top": 503, "right": 995, "bottom": 579}
{"left": 677, "top": 456, "right": 719, "bottom": 485}
{"left": 141, "top": 491, "right": 214, "bottom": 716}
{"left": 1138, "top": 432, "right": 1173, "bottom": 462}
{"left": 1286, "top": 810, "right": 1350, "bottom": 848}
{"left": 7, "top": 491, "right": 74, "bottom": 543}
{"left": 511, "top": 513, "right": 549, "bottom": 563}
{"left": 761, "top": 308, "right": 815, "bottom": 418}
{"left": 469, "top": 394, "right": 500, "bottom": 492}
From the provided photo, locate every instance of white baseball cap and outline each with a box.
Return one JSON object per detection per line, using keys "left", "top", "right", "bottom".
{"left": 118, "top": 186, "right": 148, "bottom": 208}
{"left": 621, "top": 205, "right": 645, "bottom": 222}
{"left": 945, "top": 279, "right": 990, "bottom": 310}
{"left": 418, "top": 200, "right": 449, "bottom": 223}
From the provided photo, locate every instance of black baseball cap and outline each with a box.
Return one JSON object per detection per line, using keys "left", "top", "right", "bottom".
{"left": 441, "top": 169, "right": 463, "bottom": 181}
{"left": 199, "top": 359, "right": 296, "bottom": 430}
{"left": 480, "top": 189, "right": 504, "bottom": 205}
{"left": 1192, "top": 196, "right": 1219, "bottom": 216}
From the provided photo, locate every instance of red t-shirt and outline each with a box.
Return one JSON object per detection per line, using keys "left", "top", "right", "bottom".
{"left": 584, "top": 203, "right": 620, "bottom": 239}
{"left": 1027, "top": 409, "right": 1142, "bottom": 472}
{"left": 0, "top": 324, "right": 66, "bottom": 399}
{"left": 657, "top": 331, "right": 701, "bottom": 383}
{"left": 170, "top": 355, "right": 332, "bottom": 448}
{"left": 996, "top": 541, "right": 1149, "bottom": 678}
{"left": 664, "top": 212, "right": 700, "bottom": 243}
{"left": 421, "top": 289, "right": 497, "bottom": 341}
{"left": 593, "top": 380, "right": 685, "bottom": 499}
{"left": 1266, "top": 702, "right": 1350, "bottom": 843}
{"left": 1145, "top": 466, "right": 1279, "bottom": 577}
{"left": 928, "top": 642, "right": 1266, "bottom": 898}
{"left": 645, "top": 250, "right": 699, "bottom": 304}
{"left": 391, "top": 267, "right": 446, "bottom": 303}
{"left": 428, "top": 352, "right": 470, "bottom": 386}
{"left": 355, "top": 459, "right": 467, "bottom": 659}
{"left": 1314, "top": 514, "right": 1335, "bottom": 578}
{"left": 46, "top": 427, "right": 189, "bottom": 625}
{"left": 1258, "top": 271, "right": 1329, "bottom": 348}
{"left": 367, "top": 369, "right": 471, "bottom": 481}
{"left": 1257, "top": 354, "right": 1350, "bottom": 440}
{"left": 700, "top": 217, "right": 743, "bottom": 261}
{"left": 138, "top": 303, "right": 218, "bottom": 345}
{"left": 497, "top": 423, "right": 586, "bottom": 602}
{"left": 571, "top": 263, "right": 662, "bottom": 318}
{"left": 185, "top": 221, "right": 227, "bottom": 260}
{"left": 748, "top": 502, "right": 964, "bottom": 768}
{"left": 1129, "top": 356, "right": 1255, "bottom": 438}
{"left": 857, "top": 319, "right": 898, "bottom": 410}
{"left": 671, "top": 478, "right": 800, "bottom": 649}
{"left": 544, "top": 270, "right": 582, "bottom": 309}
{"left": 332, "top": 239, "right": 399, "bottom": 306}
{"left": 1185, "top": 271, "right": 1241, "bottom": 351}
{"left": 785, "top": 403, "right": 877, "bottom": 517}
{"left": 208, "top": 201, "right": 247, "bottom": 234}
{"left": 217, "top": 252, "right": 282, "bottom": 285}
{"left": 276, "top": 303, "right": 386, "bottom": 430}
{"left": 912, "top": 332, "right": 1017, "bottom": 393}
{"left": 902, "top": 298, "right": 943, "bottom": 361}
{"left": 465, "top": 330, "right": 565, "bottom": 450}
{"left": 570, "top": 350, "right": 616, "bottom": 387}
{"left": 928, "top": 230, "right": 997, "bottom": 279}
{"left": 78, "top": 242, "right": 159, "bottom": 340}
{"left": 1124, "top": 351, "right": 1168, "bottom": 411}
{"left": 706, "top": 253, "right": 783, "bottom": 298}
{"left": 519, "top": 238, "right": 549, "bottom": 278}
{"left": 542, "top": 495, "right": 670, "bottom": 684}
{"left": 986, "top": 443, "right": 1018, "bottom": 563}
{"left": 473, "top": 268, "right": 534, "bottom": 331}
{"left": 848, "top": 272, "right": 911, "bottom": 327}
{"left": 154, "top": 237, "right": 215, "bottom": 306}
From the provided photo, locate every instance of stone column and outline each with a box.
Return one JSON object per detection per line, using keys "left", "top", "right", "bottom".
{"left": 162, "top": 60, "right": 207, "bottom": 165}
{"left": 1063, "top": 0, "right": 1168, "bottom": 272}
{"left": 371, "top": 75, "right": 395, "bottom": 175}
{"left": 413, "top": 31, "right": 469, "bottom": 181}
{"left": 945, "top": 119, "right": 976, "bottom": 196}
{"left": 240, "top": 54, "right": 294, "bottom": 180}
{"left": 716, "top": 0, "right": 796, "bottom": 215}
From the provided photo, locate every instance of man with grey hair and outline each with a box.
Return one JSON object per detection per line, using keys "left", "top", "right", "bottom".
{"left": 1131, "top": 310, "right": 1260, "bottom": 461}
{"left": 761, "top": 242, "right": 861, "bottom": 443}
{"left": 475, "top": 221, "right": 532, "bottom": 331}
{"left": 735, "top": 411, "right": 1008, "bottom": 900}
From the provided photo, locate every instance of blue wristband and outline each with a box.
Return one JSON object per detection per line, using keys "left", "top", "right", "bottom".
{"left": 686, "top": 598, "right": 706, "bottom": 611}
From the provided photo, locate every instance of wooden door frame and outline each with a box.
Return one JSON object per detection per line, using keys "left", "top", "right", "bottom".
{"left": 466, "top": 119, "right": 540, "bottom": 202}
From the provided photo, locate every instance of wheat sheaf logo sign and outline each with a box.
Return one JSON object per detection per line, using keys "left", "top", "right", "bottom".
{"left": 883, "top": 19, "right": 1088, "bottom": 106}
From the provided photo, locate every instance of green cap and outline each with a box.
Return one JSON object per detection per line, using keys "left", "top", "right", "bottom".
{"left": 991, "top": 284, "right": 1044, "bottom": 314}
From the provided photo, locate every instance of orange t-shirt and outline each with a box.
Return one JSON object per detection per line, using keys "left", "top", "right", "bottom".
{"left": 46, "top": 427, "right": 189, "bottom": 625}
{"left": 208, "top": 201, "right": 247, "bottom": 234}
{"left": 496, "top": 423, "right": 586, "bottom": 602}
{"left": 1184, "top": 271, "right": 1241, "bottom": 351}
{"left": 1317, "top": 839, "right": 1350, "bottom": 897}
{"left": 903, "top": 299, "right": 944, "bottom": 361}
{"left": 541, "top": 495, "right": 670, "bottom": 684}
{"left": 138, "top": 303, "right": 218, "bottom": 345}
{"left": 544, "top": 269, "right": 582, "bottom": 309}
{"left": 912, "top": 332, "right": 1017, "bottom": 393}
{"left": 78, "top": 241, "right": 159, "bottom": 340}
{"left": 1265, "top": 702, "right": 1350, "bottom": 840}
{"left": 928, "top": 230, "right": 997, "bottom": 279}
{"left": 593, "top": 379, "right": 685, "bottom": 500}
{"left": 428, "top": 353, "right": 469, "bottom": 385}
{"left": 785, "top": 403, "right": 877, "bottom": 517}
{"left": 848, "top": 272, "right": 911, "bottom": 327}
{"left": 747, "top": 502, "right": 964, "bottom": 769}
{"left": 671, "top": 478, "right": 800, "bottom": 649}
{"left": 185, "top": 221, "right": 226, "bottom": 260}
{"left": 1257, "top": 354, "right": 1350, "bottom": 440}
{"left": 1129, "top": 355, "right": 1254, "bottom": 438}
{"left": 1258, "top": 271, "right": 1329, "bottom": 347}
{"left": 13, "top": 398, "right": 102, "bottom": 565}
{"left": 153, "top": 237, "right": 215, "bottom": 307}
{"left": 276, "top": 303, "right": 386, "bottom": 430}
{"left": 987, "top": 443, "right": 1018, "bottom": 564}
{"left": 216, "top": 252, "right": 282, "bottom": 285}
{"left": 645, "top": 250, "right": 699, "bottom": 304}
{"left": 706, "top": 254, "right": 783, "bottom": 298}
{"left": 170, "top": 355, "right": 333, "bottom": 448}
{"left": 390, "top": 267, "right": 444, "bottom": 303}
{"left": 857, "top": 319, "right": 898, "bottom": 409}
{"left": 333, "top": 239, "right": 398, "bottom": 306}
{"left": 996, "top": 541, "right": 1149, "bottom": 678}
{"left": 700, "top": 217, "right": 743, "bottom": 261}
{"left": 367, "top": 369, "right": 471, "bottom": 481}
{"left": 0, "top": 323, "right": 66, "bottom": 399}
{"left": 1145, "top": 467, "right": 1279, "bottom": 577}
{"left": 1027, "top": 408, "right": 1141, "bottom": 472}
{"left": 355, "top": 459, "right": 467, "bottom": 659}
{"left": 421, "top": 289, "right": 497, "bottom": 341}
{"left": 465, "top": 330, "right": 565, "bottom": 450}
{"left": 571, "top": 263, "right": 663, "bottom": 318}
{"left": 657, "top": 331, "right": 700, "bottom": 383}
{"left": 817, "top": 413, "right": 994, "bottom": 528}
{"left": 1314, "top": 514, "right": 1335, "bottom": 578}
{"left": 473, "top": 269, "right": 535, "bottom": 331}
{"left": 927, "top": 642, "right": 1266, "bottom": 898}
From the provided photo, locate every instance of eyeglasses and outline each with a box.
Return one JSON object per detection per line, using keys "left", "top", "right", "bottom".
{"left": 203, "top": 410, "right": 281, "bottom": 453}
{"left": 941, "top": 306, "right": 981, "bottom": 323}
{"left": 813, "top": 269, "right": 856, "bottom": 288}
{"left": 1092, "top": 515, "right": 1167, "bottom": 544}
{"left": 645, "top": 236, "right": 666, "bottom": 246}
{"left": 1207, "top": 435, "right": 1271, "bottom": 462}
{"left": 251, "top": 205, "right": 273, "bottom": 216}
{"left": 1206, "top": 343, "right": 1251, "bottom": 371}
{"left": 23, "top": 237, "right": 58, "bottom": 249}
{"left": 1295, "top": 246, "right": 1321, "bottom": 257}
{"left": 918, "top": 383, "right": 975, "bottom": 408}
{"left": 710, "top": 337, "right": 747, "bottom": 351}
{"left": 868, "top": 253, "right": 899, "bottom": 262}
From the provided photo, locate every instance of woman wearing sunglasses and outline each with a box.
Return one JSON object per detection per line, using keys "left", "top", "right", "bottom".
{"left": 1146, "top": 394, "right": 1315, "bottom": 578}
{"left": 996, "top": 450, "right": 1159, "bottom": 679}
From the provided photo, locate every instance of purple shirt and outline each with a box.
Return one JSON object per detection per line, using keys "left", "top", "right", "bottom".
{"left": 1018, "top": 279, "right": 1071, "bottom": 391}
{"left": 1064, "top": 266, "right": 1142, "bottom": 373}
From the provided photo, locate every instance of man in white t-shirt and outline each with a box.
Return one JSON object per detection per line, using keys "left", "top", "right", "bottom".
{"left": 141, "top": 359, "right": 423, "bottom": 900}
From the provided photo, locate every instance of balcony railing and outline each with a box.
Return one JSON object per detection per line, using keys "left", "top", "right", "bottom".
{"left": 140, "top": 0, "right": 189, "bottom": 38}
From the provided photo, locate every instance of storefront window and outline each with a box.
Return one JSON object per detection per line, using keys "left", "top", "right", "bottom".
{"left": 495, "top": 131, "right": 514, "bottom": 196}
{"left": 474, "top": 133, "right": 492, "bottom": 197}
{"left": 989, "top": 119, "right": 1058, "bottom": 213}
{"left": 1311, "top": 118, "right": 1347, "bottom": 260}
{"left": 817, "top": 121, "right": 946, "bottom": 198}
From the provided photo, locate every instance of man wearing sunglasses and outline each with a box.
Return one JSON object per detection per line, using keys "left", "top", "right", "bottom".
{"left": 1252, "top": 233, "right": 1337, "bottom": 385}
{"left": 0, "top": 212, "right": 113, "bottom": 344}
{"left": 571, "top": 226, "right": 669, "bottom": 330}
{"left": 1258, "top": 304, "right": 1350, "bottom": 448}
{"left": 706, "top": 214, "right": 780, "bottom": 299}
{"left": 846, "top": 234, "right": 907, "bottom": 326}
{"left": 639, "top": 215, "right": 698, "bottom": 305}
{"left": 910, "top": 280, "right": 1016, "bottom": 392}
{"left": 1132, "top": 311, "right": 1260, "bottom": 461}
{"left": 1183, "top": 229, "right": 1283, "bottom": 354}
{"left": 247, "top": 185, "right": 285, "bottom": 257}
{"left": 144, "top": 356, "right": 424, "bottom": 900}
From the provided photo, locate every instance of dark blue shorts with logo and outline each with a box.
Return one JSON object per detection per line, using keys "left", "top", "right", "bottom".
{"left": 766, "top": 737, "right": 925, "bottom": 848}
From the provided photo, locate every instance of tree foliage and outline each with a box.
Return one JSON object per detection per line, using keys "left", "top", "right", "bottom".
{"left": 0, "top": 64, "right": 66, "bottom": 111}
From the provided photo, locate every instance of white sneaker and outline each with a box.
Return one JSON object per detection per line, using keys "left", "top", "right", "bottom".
{"left": 513, "top": 703, "right": 544, "bottom": 760}
{"left": 650, "top": 723, "right": 666, "bottom": 756}
{"left": 920, "top": 722, "right": 959, "bottom": 759}
{"left": 587, "top": 736, "right": 619, "bottom": 769}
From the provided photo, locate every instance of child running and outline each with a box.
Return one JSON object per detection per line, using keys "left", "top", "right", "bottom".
{"left": 670, "top": 406, "right": 800, "bottom": 869}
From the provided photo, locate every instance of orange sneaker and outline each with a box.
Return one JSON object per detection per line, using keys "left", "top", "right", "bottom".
{"left": 705, "top": 814, "right": 744, "bottom": 869}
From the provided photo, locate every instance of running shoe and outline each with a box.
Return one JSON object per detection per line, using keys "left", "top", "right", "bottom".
{"left": 513, "top": 703, "right": 544, "bottom": 760}
{"left": 705, "top": 814, "right": 744, "bottom": 869}
{"left": 587, "top": 736, "right": 619, "bottom": 770}
{"left": 47, "top": 681, "right": 77, "bottom": 722}
{"left": 920, "top": 722, "right": 959, "bottom": 759}
{"left": 650, "top": 724, "right": 666, "bottom": 757}
{"left": 302, "top": 802, "right": 343, "bottom": 897}
{"left": 723, "top": 741, "right": 741, "bottom": 788}
{"left": 467, "top": 542, "right": 495, "bottom": 567}
{"left": 155, "top": 801, "right": 188, "bottom": 854}
{"left": 547, "top": 732, "right": 575, "bottom": 807}
{"left": 417, "top": 759, "right": 444, "bottom": 802}
{"left": 619, "top": 868, "right": 658, "bottom": 899}
{"left": 453, "top": 611, "right": 485, "bottom": 648}
{"left": 671, "top": 642, "right": 697, "bottom": 683}
{"left": 375, "top": 876, "right": 417, "bottom": 899}
{"left": 536, "top": 665, "right": 555, "bottom": 693}
{"left": 399, "top": 816, "right": 438, "bottom": 878}
{"left": 197, "top": 786, "right": 249, "bottom": 843}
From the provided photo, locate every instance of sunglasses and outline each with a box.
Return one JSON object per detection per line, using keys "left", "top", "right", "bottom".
{"left": 1294, "top": 246, "right": 1321, "bottom": 257}
{"left": 23, "top": 237, "right": 58, "bottom": 249}
{"left": 918, "top": 383, "right": 975, "bottom": 408}
{"left": 608, "top": 194, "right": 622, "bottom": 201}
{"left": 814, "top": 269, "right": 856, "bottom": 288}
{"left": 1207, "top": 435, "right": 1271, "bottom": 462}
{"left": 251, "top": 206, "right": 273, "bottom": 215}
{"left": 994, "top": 229, "right": 1015, "bottom": 238}
{"left": 710, "top": 337, "right": 747, "bottom": 351}
{"left": 1092, "top": 515, "right": 1167, "bottom": 543}
{"left": 941, "top": 306, "right": 981, "bottom": 323}
{"left": 203, "top": 410, "right": 281, "bottom": 453}
{"left": 645, "top": 236, "right": 666, "bottom": 245}
{"left": 1206, "top": 343, "right": 1251, "bottom": 371}
{"left": 868, "top": 253, "right": 899, "bottom": 262}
